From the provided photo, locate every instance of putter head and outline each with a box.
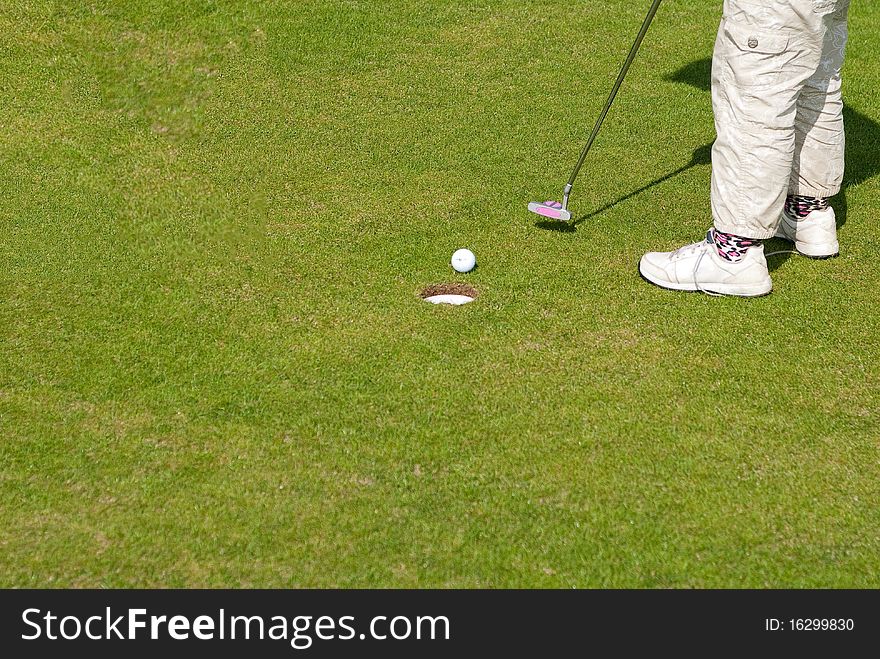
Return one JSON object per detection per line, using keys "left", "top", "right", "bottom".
{"left": 528, "top": 200, "right": 572, "bottom": 222}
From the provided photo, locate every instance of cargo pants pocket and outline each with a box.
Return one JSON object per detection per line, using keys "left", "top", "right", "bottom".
{"left": 718, "top": 19, "right": 790, "bottom": 90}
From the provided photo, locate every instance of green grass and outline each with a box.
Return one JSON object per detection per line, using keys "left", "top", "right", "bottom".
{"left": 1, "top": 0, "right": 878, "bottom": 588}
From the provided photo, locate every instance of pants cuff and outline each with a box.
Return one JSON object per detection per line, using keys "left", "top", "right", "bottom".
{"left": 712, "top": 222, "right": 777, "bottom": 240}
{"left": 788, "top": 184, "right": 841, "bottom": 198}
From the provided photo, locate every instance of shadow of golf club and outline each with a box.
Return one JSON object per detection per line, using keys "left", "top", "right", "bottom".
{"left": 534, "top": 143, "right": 712, "bottom": 232}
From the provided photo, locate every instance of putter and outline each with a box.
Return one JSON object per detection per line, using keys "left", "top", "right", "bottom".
{"left": 528, "top": 0, "right": 664, "bottom": 222}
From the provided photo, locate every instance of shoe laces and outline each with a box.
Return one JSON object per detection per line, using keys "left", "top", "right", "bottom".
{"left": 672, "top": 231, "right": 713, "bottom": 259}
{"left": 676, "top": 230, "right": 718, "bottom": 296}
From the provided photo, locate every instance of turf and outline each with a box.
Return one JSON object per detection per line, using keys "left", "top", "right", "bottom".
{"left": 1, "top": 0, "right": 878, "bottom": 588}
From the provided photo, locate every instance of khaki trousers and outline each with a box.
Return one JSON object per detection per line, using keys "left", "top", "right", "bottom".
{"left": 711, "top": 0, "right": 851, "bottom": 238}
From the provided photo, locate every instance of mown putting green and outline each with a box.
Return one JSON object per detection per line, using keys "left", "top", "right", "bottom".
{"left": 1, "top": 0, "right": 878, "bottom": 587}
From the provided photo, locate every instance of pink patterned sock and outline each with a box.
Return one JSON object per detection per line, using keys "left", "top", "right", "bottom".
{"left": 785, "top": 195, "right": 828, "bottom": 218}
{"left": 712, "top": 230, "right": 762, "bottom": 263}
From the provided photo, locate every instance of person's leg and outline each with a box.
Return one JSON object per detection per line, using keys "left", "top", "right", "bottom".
{"left": 778, "top": 1, "right": 850, "bottom": 257}
{"left": 639, "top": 0, "right": 834, "bottom": 296}
{"left": 710, "top": 0, "right": 828, "bottom": 239}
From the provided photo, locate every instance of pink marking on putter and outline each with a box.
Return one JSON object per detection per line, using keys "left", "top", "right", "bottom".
{"left": 528, "top": 200, "right": 572, "bottom": 222}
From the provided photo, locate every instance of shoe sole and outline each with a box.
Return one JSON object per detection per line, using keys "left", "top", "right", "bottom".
{"left": 801, "top": 251, "right": 838, "bottom": 260}
{"left": 638, "top": 263, "right": 772, "bottom": 298}
{"left": 773, "top": 236, "right": 839, "bottom": 259}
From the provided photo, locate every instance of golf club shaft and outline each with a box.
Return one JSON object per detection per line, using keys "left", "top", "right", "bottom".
{"left": 563, "top": 0, "right": 664, "bottom": 210}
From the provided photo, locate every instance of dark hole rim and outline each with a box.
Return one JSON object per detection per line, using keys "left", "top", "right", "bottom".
{"left": 419, "top": 283, "right": 479, "bottom": 299}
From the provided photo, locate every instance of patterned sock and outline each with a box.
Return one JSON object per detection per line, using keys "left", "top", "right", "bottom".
{"left": 712, "top": 230, "right": 762, "bottom": 263}
{"left": 785, "top": 195, "right": 829, "bottom": 218}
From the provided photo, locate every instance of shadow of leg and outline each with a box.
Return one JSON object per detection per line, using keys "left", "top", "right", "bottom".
{"left": 837, "top": 105, "right": 880, "bottom": 231}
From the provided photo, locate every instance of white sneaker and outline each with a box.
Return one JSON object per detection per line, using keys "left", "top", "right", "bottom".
{"left": 639, "top": 231, "right": 773, "bottom": 297}
{"left": 774, "top": 207, "right": 839, "bottom": 258}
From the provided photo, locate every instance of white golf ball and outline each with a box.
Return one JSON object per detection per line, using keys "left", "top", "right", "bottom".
{"left": 451, "top": 248, "right": 476, "bottom": 273}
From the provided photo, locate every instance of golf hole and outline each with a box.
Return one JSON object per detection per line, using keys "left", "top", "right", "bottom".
{"left": 420, "top": 283, "right": 478, "bottom": 305}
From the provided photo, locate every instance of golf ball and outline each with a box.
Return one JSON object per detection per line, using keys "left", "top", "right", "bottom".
{"left": 451, "top": 248, "right": 476, "bottom": 273}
